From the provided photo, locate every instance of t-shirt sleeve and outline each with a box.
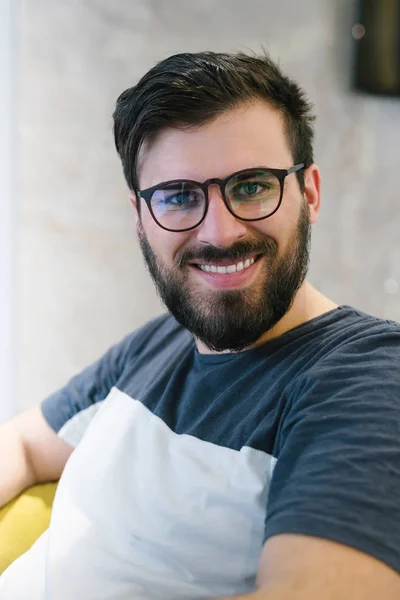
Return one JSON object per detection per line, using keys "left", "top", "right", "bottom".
{"left": 40, "top": 335, "right": 134, "bottom": 445}
{"left": 40, "top": 313, "right": 170, "bottom": 445}
{"left": 264, "top": 324, "right": 400, "bottom": 574}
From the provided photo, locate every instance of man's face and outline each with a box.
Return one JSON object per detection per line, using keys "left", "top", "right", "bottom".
{"left": 134, "top": 101, "right": 318, "bottom": 352}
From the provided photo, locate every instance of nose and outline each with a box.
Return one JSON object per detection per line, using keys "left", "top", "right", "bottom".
{"left": 195, "top": 184, "right": 248, "bottom": 247}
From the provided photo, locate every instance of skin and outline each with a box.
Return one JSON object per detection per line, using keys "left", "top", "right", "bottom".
{"left": 129, "top": 101, "right": 400, "bottom": 598}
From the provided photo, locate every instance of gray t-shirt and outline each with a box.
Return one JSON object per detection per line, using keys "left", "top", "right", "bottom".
{"left": 30, "top": 305, "right": 400, "bottom": 598}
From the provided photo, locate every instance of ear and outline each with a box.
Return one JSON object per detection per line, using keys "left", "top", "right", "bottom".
{"left": 129, "top": 192, "right": 140, "bottom": 225}
{"left": 303, "top": 164, "right": 321, "bottom": 225}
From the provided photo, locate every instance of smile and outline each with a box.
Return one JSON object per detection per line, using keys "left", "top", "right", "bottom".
{"left": 197, "top": 257, "right": 256, "bottom": 274}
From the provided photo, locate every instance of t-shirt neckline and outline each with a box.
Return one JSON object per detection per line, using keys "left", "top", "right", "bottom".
{"left": 193, "top": 305, "right": 356, "bottom": 365}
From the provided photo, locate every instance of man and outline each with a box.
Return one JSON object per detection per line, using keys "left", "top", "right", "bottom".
{"left": 1, "top": 51, "right": 400, "bottom": 599}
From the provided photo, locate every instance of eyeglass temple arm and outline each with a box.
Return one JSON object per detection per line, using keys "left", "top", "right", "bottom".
{"left": 287, "top": 163, "right": 305, "bottom": 175}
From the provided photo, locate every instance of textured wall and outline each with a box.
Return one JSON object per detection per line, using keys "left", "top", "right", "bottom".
{"left": 0, "top": 0, "right": 17, "bottom": 422}
{"left": 18, "top": 0, "right": 400, "bottom": 410}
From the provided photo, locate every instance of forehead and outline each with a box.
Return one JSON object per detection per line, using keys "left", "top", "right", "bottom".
{"left": 139, "top": 101, "right": 293, "bottom": 188}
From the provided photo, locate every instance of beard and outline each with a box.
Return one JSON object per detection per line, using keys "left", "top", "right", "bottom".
{"left": 137, "top": 201, "right": 311, "bottom": 352}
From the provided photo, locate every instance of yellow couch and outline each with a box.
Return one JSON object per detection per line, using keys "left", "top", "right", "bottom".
{"left": 0, "top": 483, "right": 57, "bottom": 574}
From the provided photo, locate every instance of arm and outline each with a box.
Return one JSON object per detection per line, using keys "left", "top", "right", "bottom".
{"left": 220, "top": 533, "right": 400, "bottom": 599}
{"left": 0, "top": 404, "right": 73, "bottom": 508}
{"left": 0, "top": 319, "right": 154, "bottom": 509}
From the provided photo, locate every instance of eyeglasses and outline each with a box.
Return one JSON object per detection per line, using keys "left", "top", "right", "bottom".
{"left": 136, "top": 163, "right": 305, "bottom": 233}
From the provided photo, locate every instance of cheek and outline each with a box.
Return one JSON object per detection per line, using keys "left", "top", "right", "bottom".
{"left": 251, "top": 217, "right": 285, "bottom": 246}
{"left": 140, "top": 206, "right": 164, "bottom": 246}
{"left": 264, "top": 197, "right": 306, "bottom": 248}
{"left": 140, "top": 214, "right": 189, "bottom": 265}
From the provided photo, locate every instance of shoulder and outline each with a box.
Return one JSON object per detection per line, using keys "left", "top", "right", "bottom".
{"left": 338, "top": 305, "right": 400, "bottom": 339}
{"left": 283, "top": 307, "right": 400, "bottom": 428}
{"left": 116, "top": 311, "right": 190, "bottom": 359}
{"left": 41, "top": 312, "right": 189, "bottom": 438}
{"left": 307, "top": 305, "right": 400, "bottom": 367}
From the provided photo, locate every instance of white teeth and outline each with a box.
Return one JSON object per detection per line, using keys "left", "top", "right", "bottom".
{"left": 198, "top": 257, "right": 255, "bottom": 274}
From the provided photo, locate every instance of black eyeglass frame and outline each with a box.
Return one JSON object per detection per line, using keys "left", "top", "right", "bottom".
{"left": 136, "top": 163, "right": 305, "bottom": 233}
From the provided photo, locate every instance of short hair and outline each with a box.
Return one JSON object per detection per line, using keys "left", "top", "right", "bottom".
{"left": 113, "top": 51, "right": 315, "bottom": 202}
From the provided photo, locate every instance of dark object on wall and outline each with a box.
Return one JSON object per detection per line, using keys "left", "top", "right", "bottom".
{"left": 352, "top": 0, "right": 400, "bottom": 96}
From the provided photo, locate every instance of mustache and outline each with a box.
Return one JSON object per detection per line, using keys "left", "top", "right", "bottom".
{"left": 176, "top": 237, "right": 278, "bottom": 267}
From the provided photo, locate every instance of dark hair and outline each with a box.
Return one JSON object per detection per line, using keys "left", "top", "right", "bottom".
{"left": 113, "top": 51, "right": 315, "bottom": 204}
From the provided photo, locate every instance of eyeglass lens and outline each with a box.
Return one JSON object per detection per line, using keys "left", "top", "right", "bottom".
{"left": 150, "top": 170, "right": 281, "bottom": 231}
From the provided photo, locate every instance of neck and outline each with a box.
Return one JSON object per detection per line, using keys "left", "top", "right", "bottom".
{"left": 195, "top": 281, "right": 338, "bottom": 355}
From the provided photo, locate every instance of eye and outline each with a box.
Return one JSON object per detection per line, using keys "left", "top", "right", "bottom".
{"left": 235, "top": 181, "right": 268, "bottom": 196}
{"left": 227, "top": 171, "right": 280, "bottom": 204}
{"left": 151, "top": 184, "right": 204, "bottom": 213}
{"left": 164, "top": 190, "right": 201, "bottom": 206}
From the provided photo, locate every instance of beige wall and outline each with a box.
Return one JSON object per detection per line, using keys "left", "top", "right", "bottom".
{"left": 17, "top": 0, "right": 400, "bottom": 410}
{"left": 1, "top": 0, "right": 17, "bottom": 421}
